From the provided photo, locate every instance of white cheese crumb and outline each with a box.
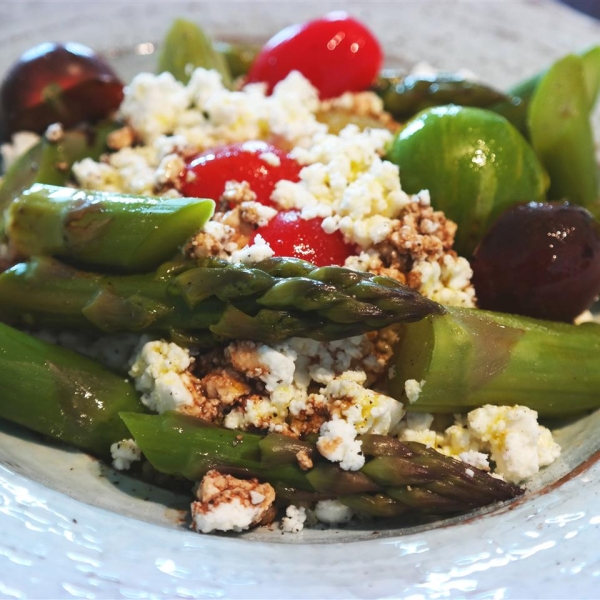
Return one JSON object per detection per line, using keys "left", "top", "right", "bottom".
{"left": 249, "top": 491, "right": 265, "bottom": 505}
{"left": 411, "top": 255, "right": 476, "bottom": 308}
{"left": 110, "top": 439, "right": 142, "bottom": 470}
{"left": 191, "top": 470, "right": 275, "bottom": 533}
{"left": 458, "top": 450, "right": 490, "bottom": 472}
{"left": 314, "top": 500, "right": 354, "bottom": 524}
{"left": 468, "top": 405, "right": 560, "bottom": 484}
{"left": 259, "top": 151, "right": 281, "bottom": 167}
{"left": 397, "top": 404, "right": 561, "bottom": 483}
{"left": 129, "top": 338, "right": 194, "bottom": 413}
{"left": 404, "top": 379, "right": 425, "bottom": 403}
{"left": 44, "top": 122, "right": 64, "bottom": 143}
{"left": 229, "top": 234, "right": 274, "bottom": 264}
{"left": 1, "top": 131, "right": 40, "bottom": 170}
{"left": 192, "top": 499, "right": 261, "bottom": 534}
{"left": 280, "top": 505, "right": 307, "bottom": 533}
{"left": 317, "top": 418, "right": 364, "bottom": 471}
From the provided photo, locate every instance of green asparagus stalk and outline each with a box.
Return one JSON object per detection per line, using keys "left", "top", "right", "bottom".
{"left": 527, "top": 54, "right": 599, "bottom": 214}
{"left": 0, "top": 323, "right": 145, "bottom": 458}
{"left": 388, "top": 306, "right": 600, "bottom": 416}
{"left": 491, "top": 46, "right": 600, "bottom": 136}
{"left": 6, "top": 184, "right": 215, "bottom": 273}
{"left": 121, "top": 411, "right": 522, "bottom": 517}
{"left": 373, "top": 72, "right": 510, "bottom": 122}
{"left": 0, "top": 122, "right": 117, "bottom": 235}
{"left": 0, "top": 256, "right": 441, "bottom": 341}
{"left": 158, "top": 19, "right": 232, "bottom": 87}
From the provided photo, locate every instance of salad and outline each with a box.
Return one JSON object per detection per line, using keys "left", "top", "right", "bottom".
{"left": 0, "top": 12, "right": 599, "bottom": 535}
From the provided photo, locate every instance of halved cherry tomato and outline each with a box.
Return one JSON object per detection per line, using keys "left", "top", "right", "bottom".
{"left": 246, "top": 12, "right": 383, "bottom": 99}
{"left": 0, "top": 42, "right": 124, "bottom": 138}
{"left": 252, "top": 210, "right": 354, "bottom": 266}
{"left": 181, "top": 140, "right": 302, "bottom": 206}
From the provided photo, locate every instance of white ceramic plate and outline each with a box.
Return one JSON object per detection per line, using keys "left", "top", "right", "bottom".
{"left": 2, "top": 1, "right": 600, "bottom": 597}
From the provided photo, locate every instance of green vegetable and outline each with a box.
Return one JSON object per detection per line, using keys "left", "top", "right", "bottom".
{"left": 0, "top": 122, "right": 116, "bottom": 234}
{"left": 528, "top": 54, "right": 599, "bottom": 213}
{"left": 121, "top": 411, "right": 523, "bottom": 517}
{"left": 6, "top": 184, "right": 215, "bottom": 273}
{"left": 386, "top": 105, "right": 549, "bottom": 256}
{"left": 0, "top": 323, "right": 144, "bottom": 458}
{"left": 388, "top": 306, "right": 600, "bottom": 416}
{"left": 214, "top": 41, "right": 260, "bottom": 79}
{"left": 158, "top": 18, "right": 232, "bottom": 87}
{"left": 491, "top": 46, "right": 600, "bottom": 135}
{"left": 0, "top": 255, "right": 441, "bottom": 341}
{"left": 374, "top": 72, "right": 509, "bottom": 121}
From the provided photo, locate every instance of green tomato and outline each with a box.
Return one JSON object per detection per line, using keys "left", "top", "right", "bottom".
{"left": 386, "top": 105, "right": 549, "bottom": 256}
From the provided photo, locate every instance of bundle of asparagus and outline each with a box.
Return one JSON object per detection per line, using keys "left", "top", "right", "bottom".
{"left": 0, "top": 322, "right": 523, "bottom": 517}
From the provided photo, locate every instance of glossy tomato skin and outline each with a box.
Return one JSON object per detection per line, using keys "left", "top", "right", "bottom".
{"left": 253, "top": 210, "right": 354, "bottom": 266}
{"left": 246, "top": 12, "right": 383, "bottom": 99}
{"left": 181, "top": 140, "right": 302, "bottom": 206}
{"left": 0, "top": 42, "right": 124, "bottom": 138}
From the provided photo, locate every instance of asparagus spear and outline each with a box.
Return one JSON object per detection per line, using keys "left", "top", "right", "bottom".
{"left": 388, "top": 306, "right": 600, "bottom": 416}
{"left": 528, "top": 54, "right": 598, "bottom": 214}
{"left": 6, "top": 184, "right": 215, "bottom": 273}
{"left": 0, "top": 256, "right": 442, "bottom": 341}
{"left": 491, "top": 46, "right": 600, "bottom": 136}
{"left": 0, "top": 122, "right": 117, "bottom": 235}
{"left": 121, "top": 411, "right": 522, "bottom": 517}
{"left": 0, "top": 323, "right": 145, "bottom": 458}
{"left": 373, "top": 72, "right": 510, "bottom": 122}
{"left": 158, "top": 19, "right": 233, "bottom": 87}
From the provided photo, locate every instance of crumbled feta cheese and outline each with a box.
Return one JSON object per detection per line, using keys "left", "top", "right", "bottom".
{"left": 280, "top": 505, "right": 307, "bottom": 533}
{"left": 323, "top": 371, "right": 404, "bottom": 435}
{"left": 458, "top": 450, "right": 490, "bottom": 472}
{"left": 398, "top": 405, "right": 561, "bottom": 483}
{"left": 120, "top": 71, "right": 191, "bottom": 142}
{"left": 317, "top": 418, "right": 365, "bottom": 471}
{"left": 272, "top": 125, "right": 411, "bottom": 247}
{"left": 468, "top": 405, "right": 561, "bottom": 483}
{"left": 239, "top": 201, "right": 277, "bottom": 227}
{"left": 191, "top": 470, "right": 276, "bottom": 533}
{"left": 314, "top": 500, "right": 354, "bottom": 524}
{"left": 154, "top": 152, "right": 185, "bottom": 187}
{"left": 229, "top": 234, "right": 274, "bottom": 264}
{"left": 259, "top": 151, "right": 281, "bottom": 167}
{"left": 404, "top": 379, "right": 425, "bottom": 403}
{"left": 1, "top": 131, "right": 40, "bottom": 170}
{"left": 256, "top": 344, "right": 296, "bottom": 392}
{"left": 110, "top": 439, "right": 142, "bottom": 470}
{"left": 45, "top": 122, "right": 64, "bottom": 143}
{"left": 129, "top": 339, "right": 195, "bottom": 413}
{"left": 411, "top": 255, "right": 476, "bottom": 308}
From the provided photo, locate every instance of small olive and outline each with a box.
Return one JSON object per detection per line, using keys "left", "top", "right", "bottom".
{"left": 0, "top": 42, "right": 124, "bottom": 138}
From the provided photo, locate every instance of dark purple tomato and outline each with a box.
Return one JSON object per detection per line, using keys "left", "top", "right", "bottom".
{"left": 0, "top": 42, "right": 124, "bottom": 138}
{"left": 471, "top": 202, "right": 600, "bottom": 322}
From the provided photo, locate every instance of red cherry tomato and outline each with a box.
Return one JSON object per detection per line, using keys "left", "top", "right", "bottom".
{"left": 246, "top": 12, "right": 383, "bottom": 99}
{"left": 252, "top": 210, "right": 354, "bottom": 266}
{"left": 181, "top": 140, "right": 302, "bottom": 207}
{"left": 0, "top": 42, "right": 124, "bottom": 138}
